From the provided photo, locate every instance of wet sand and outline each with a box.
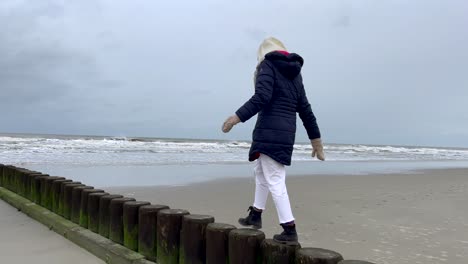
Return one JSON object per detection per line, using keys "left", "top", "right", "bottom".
{"left": 108, "top": 168, "right": 468, "bottom": 264}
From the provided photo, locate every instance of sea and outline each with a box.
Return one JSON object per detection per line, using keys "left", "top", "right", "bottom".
{"left": 2, "top": 133, "right": 468, "bottom": 187}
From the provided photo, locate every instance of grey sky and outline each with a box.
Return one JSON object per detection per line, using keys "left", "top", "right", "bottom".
{"left": 1, "top": 0, "right": 467, "bottom": 147}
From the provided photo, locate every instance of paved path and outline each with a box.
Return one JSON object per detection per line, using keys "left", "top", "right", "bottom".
{"left": 0, "top": 199, "right": 104, "bottom": 264}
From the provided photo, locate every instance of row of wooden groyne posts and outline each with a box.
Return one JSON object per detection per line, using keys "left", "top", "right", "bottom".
{"left": 0, "top": 164, "right": 376, "bottom": 264}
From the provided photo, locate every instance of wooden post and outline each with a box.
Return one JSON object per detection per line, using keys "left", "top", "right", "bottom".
{"left": 50, "top": 179, "right": 71, "bottom": 213}
{"left": 44, "top": 177, "right": 65, "bottom": 210}
{"left": 296, "top": 248, "right": 344, "bottom": 264}
{"left": 13, "top": 168, "right": 21, "bottom": 193}
{"left": 261, "top": 239, "right": 301, "bottom": 264}
{"left": 138, "top": 204, "right": 170, "bottom": 262}
{"left": 0, "top": 164, "right": 3, "bottom": 187}
{"left": 179, "top": 214, "right": 215, "bottom": 264}
{"left": 25, "top": 172, "right": 43, "bottom": 202}
{"left": 22, "top": 171, "right": 31, "bottom": 199}
{"left": 17, "top": 169, "right": 29, "bottom": 197}
{"left": 229, "top": 228, "right": 265, "bottom": 264}
{"left": 25, "top": 173, "right": 42, "bottom": 201}
{"left": 39, "top": 176, "right": 50, "bottom": 206}
{"left": 122, "top": 201, "right": 151, "bottom": 251}
{"left": 42, "top": 176, "right": 64, "bottom": 209}
{"left": 10, "top": 168, "right": 18, "bottom": 193}
{"left": 4, "top": 166, "right": 14, "bottom": 191}
{"left": 32, "top": 175, "right": 49, "bottom": 205}
{"left": 21, "top": 169, "right": 34, "bottom": 198}
{"left": 87, "top": 192, "right": 109, "bottom": 233}
{"left": 156, "top": 209, "right": 190, "bottom": 264}
{"left": 71, "top": 185, "right": 93, "bottom": 223}
{"left": 338, "top": 261, "right": 376, "bottom": 264}
{"left": 59, "top": 182, "right": 82, "bottom": 218}
{"left": 2, "top": 165, "right": 8, "bottom": 189}
{"left": 109, "top": 197, "right": 136, "bottom": 245}
{"left": 79, "top": 189, "right": 105, "bottom": 228}
{"left": 98, "top": 194, "right": 123, "bottom": 238}
{"left": 206, "top": 223, "right": 236, "bottom": 264}
{"left": 5, "top": 166, "right": 16, "bottom": 191}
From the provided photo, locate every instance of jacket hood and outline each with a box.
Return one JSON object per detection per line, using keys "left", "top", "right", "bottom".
{"left": 265, "top": 51, "right": 304, "bottom": 79}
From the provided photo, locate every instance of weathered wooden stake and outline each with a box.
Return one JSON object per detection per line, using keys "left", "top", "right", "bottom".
{"left": 42, "top": 176, "right": 64, "bottom": 209}
{"left": 17, "top": 169, "right": 29, "bottom": 197}
{"left": 87, "top": 192, "right": 109, "bottom": 233}
{"left": 59, "top": 182, "right": 82, "bottom": 218}
{"left": 261, "top": 239, "right": 301, "bottom": 264}
{"left": 5, "top": 166, "right": 16, "bottom": 191}
{"left": 0, "top": 164, "right": 4, "bottom": 187}
{"left": 109, "top": 197, "right": 136, "bottom": 244}
{"left": 13, "top": 168, "right": 22, "bottom": 193}
{"left": 42, "top": 176, "right": 65, "bottom": 211}
{"left": 4, "top": 166, "right": 14, "bottom": 191}
{"left": 25, "top": 173, "right": 42, "bottom": 201}
{"left": 12, "top": 168, "right": 20, "bottom": 194}
{"left": 51, "top": 179, "right": 72, "bottom": 213}
{"left": 122, "top": 201, "right": 151, "bottom": 251}
{"left": 2, "top": 165, "right": 8, "bottom": 189}
{"left": 229, "top": 228, "right": 265, "bottom": 264}
{"left": 157, "top": 209, "right": 190, "bottom": 264}
{"left": 138, "top": 204, "right": 170, "bottom": 262}
{"left": 179, "top": 214, "right": 215, "bottom": 264}
{"left": 206, "top": 223, "right": 237, "bottom": 264}
{"left": 296, "top": 248, "right": 344, "bottom": 264}
{"left": 79, "top": 189, "right": 105, "bottom": 228}
{"left": 32, "top": 175, "right": 49, "bottom": 205}
{"left": 70, "top": 185, "right": 93, "bottom": 223}
{"left": 98, "top": 194, "right": 123, "bottom": 238}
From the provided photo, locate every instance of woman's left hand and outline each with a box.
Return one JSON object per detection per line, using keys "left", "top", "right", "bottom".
{"left": 311, "top": 138, "right": 325, "bottom": 161}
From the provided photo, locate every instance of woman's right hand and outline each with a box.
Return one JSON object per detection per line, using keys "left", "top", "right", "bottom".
{"left": 311, "top": 138, "right": 325, "bottom": 161}
{"left": 222, "top": 115, "right": 241, "bottom": 133}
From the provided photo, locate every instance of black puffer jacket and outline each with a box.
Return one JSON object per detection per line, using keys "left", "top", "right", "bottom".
{"left": 236, "top": 51, "right": 321, "bottom": 166}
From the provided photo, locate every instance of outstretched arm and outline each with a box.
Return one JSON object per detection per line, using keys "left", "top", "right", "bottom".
{"left": 235, "top": 61, "right": 275, "bottom": 122}
{"left": 222, "top": 61, "right": 275, "bottom": 133}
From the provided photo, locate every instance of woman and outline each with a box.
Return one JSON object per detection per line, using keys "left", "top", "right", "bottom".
{"left": 222, "top": 37, "right": 325, "bottom": 243}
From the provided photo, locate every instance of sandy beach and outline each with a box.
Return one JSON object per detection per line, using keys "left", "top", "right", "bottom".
{"left": 108, "top": 168, "right": 468, "bottom": 264}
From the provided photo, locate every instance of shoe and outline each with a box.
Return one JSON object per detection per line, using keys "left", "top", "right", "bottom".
{"left": 273, "top": 223, "right": 298, "bottom": 243}
{"left": 238, "top": 206, "right": 262, "bottom": 229}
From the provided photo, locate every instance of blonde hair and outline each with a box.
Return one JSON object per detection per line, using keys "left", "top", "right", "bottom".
{"left": 257, "top": 37, "right": 287, "bottom": 64}
{"left": 254, "top": 37, "right": 287, "bottom": 85}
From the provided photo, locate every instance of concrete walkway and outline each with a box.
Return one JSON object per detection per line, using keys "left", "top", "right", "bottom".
{"left": 0, "top": 199, "right": 104, "bottom": 264}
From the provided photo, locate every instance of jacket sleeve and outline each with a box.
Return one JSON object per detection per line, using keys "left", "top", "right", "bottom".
{"left": 297, "top": 83, "right": 321, "bottom": 140}
{"left": 235, "top": 61, "right": 275, "bottom": 122}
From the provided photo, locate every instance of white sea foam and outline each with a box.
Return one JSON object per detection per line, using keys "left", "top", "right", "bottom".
{"left": 1, "top": 135, "right": 468, "bottom": 166}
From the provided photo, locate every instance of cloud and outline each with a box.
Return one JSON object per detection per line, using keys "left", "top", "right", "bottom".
{"left": 0, "top": 0, "right": 467, "bottom": 147}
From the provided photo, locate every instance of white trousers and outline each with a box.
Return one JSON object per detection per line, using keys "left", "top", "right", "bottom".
{"left": 253, "top": 154, "right": 295, "bottom": 224}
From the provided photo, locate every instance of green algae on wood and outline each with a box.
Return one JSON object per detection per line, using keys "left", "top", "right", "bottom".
{"left": 157, "top": 209, "right": 190, "bottom": 264}
{"left": 138, "top": 204, "right": 169, "bottom": 262}
{"left": 98, "top": 194, "right": 123, "bottom": 238}
{"left": 87, "top": 192, "right": 109, "bottom": 233}
{"left": 109, "top": 197, "right": 136, "bottom": 245}
{"left": 79, "top": 189, "right": 105, "bottom": 228}
{"left": 122, "top": 201, "right": 151, "bottom": 251}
